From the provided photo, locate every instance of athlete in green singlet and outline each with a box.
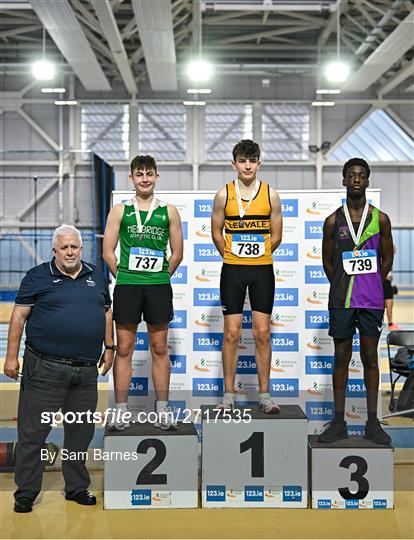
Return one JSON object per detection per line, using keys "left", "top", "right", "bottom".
{"left": 103, "top": 155, "right": 183, "bottom": 430}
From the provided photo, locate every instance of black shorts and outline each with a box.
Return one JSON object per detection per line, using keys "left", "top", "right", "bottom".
{"left": 113, "top": 284, "right": 173, "bottom": 325}
{"left": 220, "top": 264, "right": 275, "bottom": 315}
{"left": 329, "top": 308, "right": 384, "bottom": 339}
{"left": 383, "top": 279, "right": 393, "bottom": 300}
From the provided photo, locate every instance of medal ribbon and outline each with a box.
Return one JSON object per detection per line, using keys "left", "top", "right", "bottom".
{"left": 235, "top": 179, "right": 260, "bottom": 221}
{"left": 343, "top": 202, "right": 369, "bottom": 247}
{"left": 130, "top": 196, "right": 157, "bottom": 234}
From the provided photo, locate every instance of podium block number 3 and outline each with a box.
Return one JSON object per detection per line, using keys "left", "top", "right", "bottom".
{"left": 136, "top": 439, "right": 167, "bottom": 485}
{"left": 240, "top": 432, "right": 264, "bottom": 478}
{"left": 339, "top": 455, "right": 369, "bottom": 500}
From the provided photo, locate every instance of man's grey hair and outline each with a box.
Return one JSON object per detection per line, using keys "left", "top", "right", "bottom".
{"left": 52, "top": 224, "right": 83, "bottom": 247}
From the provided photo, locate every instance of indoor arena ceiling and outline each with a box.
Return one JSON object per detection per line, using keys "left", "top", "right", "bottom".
{"left": 0, "top": 0, "right": 413, "bottom": 95}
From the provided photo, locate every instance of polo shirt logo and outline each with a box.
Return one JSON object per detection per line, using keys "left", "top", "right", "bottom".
{"left": 86, "top": 277, "right": 96, "bottom": 287}
{"left": 53, "top": 279, "right": 63, "bottom": 283}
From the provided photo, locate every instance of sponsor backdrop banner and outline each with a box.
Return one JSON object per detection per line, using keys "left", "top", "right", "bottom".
{"left": 111, "top": 189, "right": 381, "bottom": 436}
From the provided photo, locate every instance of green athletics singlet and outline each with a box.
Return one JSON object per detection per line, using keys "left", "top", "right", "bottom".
{"left": 116, "top": 201, "right": 170, "bottom": 285}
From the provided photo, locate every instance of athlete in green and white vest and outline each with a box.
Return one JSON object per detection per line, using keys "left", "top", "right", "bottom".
{"left": 104, "top": 155, "right": 183, "bottom": 430}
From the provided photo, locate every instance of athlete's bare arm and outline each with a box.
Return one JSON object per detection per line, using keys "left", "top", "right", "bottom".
{"left": 379, "top": 210, "right": 394, "bottom": 282}
{"left": 103, "top": 204, "right": 124, "bottom": 278}
{"left": 269, "top": 188, "right": 282, "bottom": 252}
{"left": 322, "top": 212, "right": 336, "bottom": 283}
{"left": 167, "top": 204, "right": 184, "bottom": 276}
{"left": 211, "top": 188, "right": 226, "bottom": 257}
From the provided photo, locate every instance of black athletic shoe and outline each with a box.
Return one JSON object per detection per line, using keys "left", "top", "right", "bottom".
{"left": 14, "top": 498, "right": 33, "bottom": 513}
{"left": 364, "top": 420, "right": 391, "bottom": 445}
{"left": 317, "top": 419, "right": 348, "bottom": 443}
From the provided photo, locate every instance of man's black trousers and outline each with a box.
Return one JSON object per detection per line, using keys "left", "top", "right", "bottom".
{"left": 14, "top": 347, "right": 98, "bottom": 502}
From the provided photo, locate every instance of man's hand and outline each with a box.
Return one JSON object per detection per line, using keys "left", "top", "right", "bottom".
{"left": 99, "top": 350, "right": 114, "bottom": 376}
{"left": 4, "top": 356, "right": 20, "bottom": 379}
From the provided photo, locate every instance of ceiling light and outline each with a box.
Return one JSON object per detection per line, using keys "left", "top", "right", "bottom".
{"left": 324, "top": 61, "right": 350, "bottom": 83}
{"left": 32, "top": 27, "right": 55, "bottom": 81}
{"left": 54, "top": 100, "right": 78, "bottom": 105}
{"left": 186, "top": 88, "right": 212, "bottom": 94}
{"left": 316, "top": 89, "right": 341, "bottom": 94}
{"left": 32, "top": 60, "right": 55, "bottom": 81}
{"left": 187, "top": 60, "right": 212, "bottom": 82}
{"left": 312, "top": 101, "right": 336, "bottom": 107}
{"left": 323, "top": 1, "right": 350, "bottom": 83}
{"left": 41, "top": 87, "right": 66, "bottom": 93}
{"left": 183, "top": 100, "right": 206, "bottom": 106}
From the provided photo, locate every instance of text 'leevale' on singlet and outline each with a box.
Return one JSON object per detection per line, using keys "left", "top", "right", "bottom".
{"left": 223, "top": 180, "right": 273, "bottom": 265}
{"left": 329, "top": 205, "right": 384, "bottom": 309}
{"left": 116, "top": 201, "right": 170, "bottom": 285}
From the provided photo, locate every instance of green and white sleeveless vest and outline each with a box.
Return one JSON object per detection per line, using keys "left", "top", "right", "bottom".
{"left": 116, "top": 202, "right": 170, "bottom": 285}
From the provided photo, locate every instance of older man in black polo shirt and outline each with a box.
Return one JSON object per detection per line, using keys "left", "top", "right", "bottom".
{"left": 4, "top": 224, "right": 114, "bottom": 513}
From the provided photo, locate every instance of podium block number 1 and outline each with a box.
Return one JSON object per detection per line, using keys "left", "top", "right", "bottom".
{"left": 202, "top": 407, "right": 308, "bottom": 507}
{"left": 240, "top": 432, "right": 264, "bottom": 478}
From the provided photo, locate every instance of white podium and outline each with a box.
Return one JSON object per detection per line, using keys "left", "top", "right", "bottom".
{"left": 202, "top": 405, "right": 308, "bottom": 508}
{"left": 104, "top": 422, "right": 198, "bottom": 509}
{"left": 309, "top": 435, "right": 394, "bottom": 509}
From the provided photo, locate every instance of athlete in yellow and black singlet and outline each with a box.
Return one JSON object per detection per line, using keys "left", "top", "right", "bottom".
{"left": 211, "top": 139, "right": 283, "bottom": 415}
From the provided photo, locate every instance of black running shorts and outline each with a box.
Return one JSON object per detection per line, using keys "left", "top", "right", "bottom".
{"left": 220, "top": 263, "right": 275, "bottom": 315}
{"left": 328, "top": 308, "right": 384, "bottom": 339}
{"left": 113, "top": 284, "right": 173, "bottom": 325}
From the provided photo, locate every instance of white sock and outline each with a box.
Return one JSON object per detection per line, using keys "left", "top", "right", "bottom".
{"left": 115, "top": 401, "right": 128, "bottom": 411}
{"left": 156, "top": 400, "right": 168, "bottom": 412}
{"left": 259, "top": 392, "right": 270, "bottom": 403}
{"left": 108, "top": 402, "right": 129, "bottom": 425}
{"left": 223, "top": 392, "right": 235, "bottom": 403}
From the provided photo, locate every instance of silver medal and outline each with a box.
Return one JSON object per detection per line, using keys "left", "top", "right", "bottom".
{"left": 239, "top": 220, "right": 245, "bottom": 228}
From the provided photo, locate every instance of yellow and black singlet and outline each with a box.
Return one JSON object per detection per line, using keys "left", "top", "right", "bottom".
{"left": 223, "top": 180, "right": 272, "bottom": 265}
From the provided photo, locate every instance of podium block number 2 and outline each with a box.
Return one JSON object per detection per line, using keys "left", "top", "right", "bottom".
{"left": 338, "top": 455, "right": 369, "bottom": 500}
{"left": 136, "top": 439, "right": 167, "bottom": 485}
{"left": 240, "top": 432, "right": 264, "bottom": 478}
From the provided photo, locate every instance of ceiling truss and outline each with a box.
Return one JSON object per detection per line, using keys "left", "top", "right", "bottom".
{"left": 0, "top": 0, "right": 412, "bottom": 95}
